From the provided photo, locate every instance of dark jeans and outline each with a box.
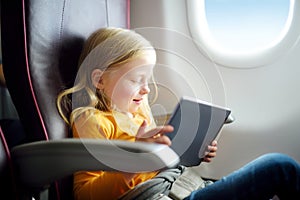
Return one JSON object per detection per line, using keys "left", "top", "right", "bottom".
{"left": 184, "top": 153, "right": 300, "bottom": 200}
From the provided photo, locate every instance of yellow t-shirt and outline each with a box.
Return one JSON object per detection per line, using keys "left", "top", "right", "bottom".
{"left": 72, "top": 108, "right": 159, "bottom": 200}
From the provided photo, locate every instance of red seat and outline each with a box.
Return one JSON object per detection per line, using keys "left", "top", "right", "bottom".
{"left": 1, "top": 1, "right": 129, "bottom": 199}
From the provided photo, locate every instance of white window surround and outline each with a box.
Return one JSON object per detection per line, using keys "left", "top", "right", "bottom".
{"left": 186, "top": 0, "right": 300, "bottom": 68}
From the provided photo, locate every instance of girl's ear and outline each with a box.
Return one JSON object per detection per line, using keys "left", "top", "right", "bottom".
{"left": 91, "top": 69, "right": 104, "bottom": 89}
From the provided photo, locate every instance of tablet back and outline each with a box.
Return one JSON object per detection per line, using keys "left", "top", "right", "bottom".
{"left": 167, "top": 96, "right": 231, "bottom": 166}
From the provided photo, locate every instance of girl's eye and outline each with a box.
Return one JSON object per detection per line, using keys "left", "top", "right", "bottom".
{"left": 130, "top": 79, "right": 139, "bottom": 83}
{"left": 130, "top": 79, "right": 143, "bottom": 84}
{"left": 129, "top": 75, "right": 150, "bottom": 85}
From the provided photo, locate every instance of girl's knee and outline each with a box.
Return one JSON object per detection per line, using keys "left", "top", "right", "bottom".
{"left": 259, "top": 153, "right": 299, "bottom": 170}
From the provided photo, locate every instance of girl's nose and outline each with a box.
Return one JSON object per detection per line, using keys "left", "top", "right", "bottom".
{"left": 140, "top": 84, "right": 150, "bottom": 95}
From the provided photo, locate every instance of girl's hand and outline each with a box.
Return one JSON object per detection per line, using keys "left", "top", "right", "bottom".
{"left": 136, "top": 120, "right": 173, "bottom": 146}
{"left": 202, "top": 140, "right": 218, "bottom": 163}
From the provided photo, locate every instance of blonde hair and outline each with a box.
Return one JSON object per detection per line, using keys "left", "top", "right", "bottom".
{"left": 57, "top": 27, "right": 157, "bottom": 125}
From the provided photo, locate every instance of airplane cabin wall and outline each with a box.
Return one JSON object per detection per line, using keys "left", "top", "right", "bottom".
{"left": 130, "top": 0, "right": 300, "bottom": 179}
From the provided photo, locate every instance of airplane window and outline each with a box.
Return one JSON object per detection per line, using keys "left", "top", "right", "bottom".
{"left": 187, "top": 0, "right": 299, "bottom": 68}
{"left": 205, "top": 0, "right": 290, "bottom": 53}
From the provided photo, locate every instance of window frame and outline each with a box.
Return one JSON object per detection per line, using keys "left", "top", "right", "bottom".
{"left": 186, "top": 0, "right": 299, "bottom": 68}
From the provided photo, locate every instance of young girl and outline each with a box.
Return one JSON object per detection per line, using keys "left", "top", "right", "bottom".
{"left": 57, "top": 27, "right": 300, "bottom": 200}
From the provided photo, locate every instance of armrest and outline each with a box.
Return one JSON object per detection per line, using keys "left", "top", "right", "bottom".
{"left": 11, "top": 138, "right": 179, "bottom": 188}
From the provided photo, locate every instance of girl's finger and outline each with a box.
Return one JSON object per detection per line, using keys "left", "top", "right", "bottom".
{"left": 136, "top": 120, "right": 147, "bottom": 138}
{"left": 140, "top": 125, "right": 174, "bottom": 138}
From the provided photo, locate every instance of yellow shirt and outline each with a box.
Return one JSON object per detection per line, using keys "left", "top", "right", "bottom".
{"left": 72, "top": 109, "right": 158, "bottom": 200}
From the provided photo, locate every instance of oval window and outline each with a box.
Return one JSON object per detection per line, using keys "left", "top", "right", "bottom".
{"left": 205, "top": 0, "right": 290, "bottom": 53}
{"left": 187, "top": 0, "right": 299, "bottom": 68}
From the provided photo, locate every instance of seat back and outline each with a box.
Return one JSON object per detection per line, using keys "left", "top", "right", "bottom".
{"left": 1, "top": 0, "right": 129, "bottom": 141}
{"left": 1, "top": 0, "right": 129, "bottom": 199}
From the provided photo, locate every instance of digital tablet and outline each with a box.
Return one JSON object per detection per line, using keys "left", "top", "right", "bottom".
{"left": 167, "top": 96, "right": 231, "bottom": 166}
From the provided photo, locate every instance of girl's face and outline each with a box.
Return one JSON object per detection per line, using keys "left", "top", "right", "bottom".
{"left": 98, "top": 50, "right": 156, "bottom": 114}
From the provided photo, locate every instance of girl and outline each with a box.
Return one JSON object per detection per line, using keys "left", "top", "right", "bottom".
{"left": 57, "top": 27, "right": 300, "bottom": 200}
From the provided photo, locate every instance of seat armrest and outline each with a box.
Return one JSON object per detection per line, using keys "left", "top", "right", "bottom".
{"left": 11, "top": 138, "right": 179, "bottom": 189}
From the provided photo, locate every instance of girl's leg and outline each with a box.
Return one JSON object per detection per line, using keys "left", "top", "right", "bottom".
{"left": 184, "top": 153, "right": 300, "bottom": 200}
